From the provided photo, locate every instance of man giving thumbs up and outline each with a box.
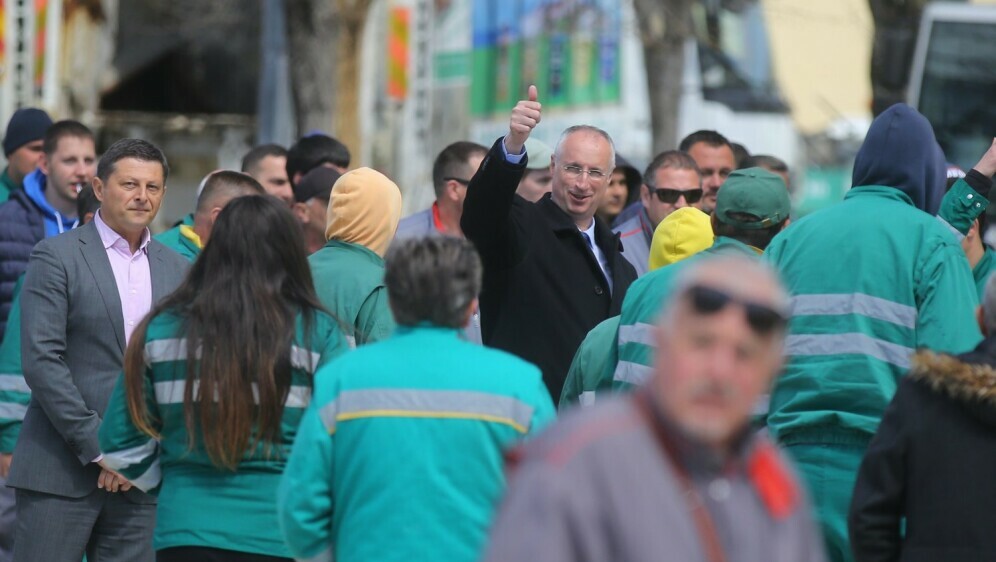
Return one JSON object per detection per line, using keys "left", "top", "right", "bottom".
{"left": 461, "top": 85, "right": 637, "bottom": 401}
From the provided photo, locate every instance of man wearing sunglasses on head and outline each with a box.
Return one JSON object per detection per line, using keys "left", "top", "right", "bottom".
{"left": 614, "top": 151, "right": 703, "bottom": 276}
{"left": 485, "top": 256, "right": 826, "bottom": 562}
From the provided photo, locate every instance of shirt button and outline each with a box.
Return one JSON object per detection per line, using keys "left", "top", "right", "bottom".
{"left": 594, "top": 286, "right": 604, "bottom": 296}
{"left": 968, "top": 194, "right": 974, "bottom": 199}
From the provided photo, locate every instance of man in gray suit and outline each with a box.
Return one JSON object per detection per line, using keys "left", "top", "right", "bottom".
{"left": 9, "top": 139, "right": 188, "bottom": 561}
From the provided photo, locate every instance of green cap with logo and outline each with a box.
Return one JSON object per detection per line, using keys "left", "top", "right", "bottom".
{"left": 715, "top": 167, "right": 791, "bottom": 230}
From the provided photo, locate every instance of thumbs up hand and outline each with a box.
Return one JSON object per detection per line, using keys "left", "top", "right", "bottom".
{"left": 505, "top": 85, "right": 542, "bottom": 157}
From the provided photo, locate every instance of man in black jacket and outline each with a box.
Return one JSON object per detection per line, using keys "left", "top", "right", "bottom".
{"left": 461, "top": 85, "right": 637, "bottom": 400}
{"left": 849, "top": 272, "right": 996, "bottom": 561}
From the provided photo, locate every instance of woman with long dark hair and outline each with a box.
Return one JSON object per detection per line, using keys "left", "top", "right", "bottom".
{"left": 98, "top": 195, "right": 348, "bottom": 562}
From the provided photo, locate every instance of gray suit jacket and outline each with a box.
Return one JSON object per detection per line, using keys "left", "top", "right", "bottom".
{"left": 7, "top": 222, "right": 188, "bottom": 501}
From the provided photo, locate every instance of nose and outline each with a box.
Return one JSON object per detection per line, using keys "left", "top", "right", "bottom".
{"left": 675, "top": 194, "right": 689, "bottom": 208}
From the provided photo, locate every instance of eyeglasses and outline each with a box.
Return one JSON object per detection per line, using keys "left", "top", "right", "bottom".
{"left": 444, "top": 177, "right": 472, "bottom": 186}
{"left": 561, "top": 165, "right": 607, "bottom": 181}
{"left": 649, "top": 186, "right": 703, "bottom": 205}
{"left": 685, "top": 285, "right": 787, "bottom": 335}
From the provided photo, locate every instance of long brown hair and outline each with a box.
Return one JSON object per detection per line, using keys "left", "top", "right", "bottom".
{"left": 124, "top": 195, "right": 327, "bottom": 470}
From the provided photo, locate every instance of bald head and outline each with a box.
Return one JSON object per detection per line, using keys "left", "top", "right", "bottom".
{"left": 654, "top": 256, "right": 788, "bottom": 449}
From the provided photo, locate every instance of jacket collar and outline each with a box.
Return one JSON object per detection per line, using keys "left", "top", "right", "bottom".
{"left": 708, "top": 236, "right": 761, "bottom": 257}
{"left": 910, "top": 342, "right": 996, "bottom": 408}
{"left": 845, "top": 185, "right": 916, "bottom": 208}
{"left": 536, "top": 194, "right": 623, "bottom": 253}
{"left": 319, "top": 239, "right": 385, "bottom": 264}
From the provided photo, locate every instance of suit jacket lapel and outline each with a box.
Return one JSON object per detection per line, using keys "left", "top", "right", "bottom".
{"left": 78, "top": 223, "right": 126, "bottom": 352}
{"left": 148, "top": 242, "right": 174, "bottom": 304}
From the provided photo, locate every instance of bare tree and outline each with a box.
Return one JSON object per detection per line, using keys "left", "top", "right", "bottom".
{"left": 285, "top": 0, "right": 340, "bottom": 136}
{"left": 632, "top": 0, "right": 695, "bottom": 154}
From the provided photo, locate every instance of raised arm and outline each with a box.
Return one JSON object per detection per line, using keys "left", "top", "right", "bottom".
{"left": 937, "top": 138, "right": 996, "bottom": 236}
{"left": 460, "top": 86, "right": 542, "bottom": 265}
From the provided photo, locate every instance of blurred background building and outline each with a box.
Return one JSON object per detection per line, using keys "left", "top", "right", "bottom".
{"left": 0, "top": 0, "right": 993, "bottom": 227}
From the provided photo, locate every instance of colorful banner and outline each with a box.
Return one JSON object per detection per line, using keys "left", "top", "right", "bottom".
{"left": 471, "top": 0, "right": 621, "bottom": 117}
{"left": 387, "top": 7, "right": 410, "bottom": 100}
{"left": 34, "top": 0, "right": 46, "bottom": 92}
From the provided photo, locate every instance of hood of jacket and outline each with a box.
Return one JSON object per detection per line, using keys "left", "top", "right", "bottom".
{"left": 851, "top": 103, "right": 946, "bottom": 215}
{"left": 324, "top": 167, "right": 402, "bottom": 258}
{"left": 23, "top": 169, "right": 78, "bottom": 234}
{"left": 910, "top": 342, "right": 996, "bottom": 427}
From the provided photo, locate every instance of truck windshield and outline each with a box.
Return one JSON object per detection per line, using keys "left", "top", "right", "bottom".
{"left": 917, "top": 20, "right": 996, "bottom": 171}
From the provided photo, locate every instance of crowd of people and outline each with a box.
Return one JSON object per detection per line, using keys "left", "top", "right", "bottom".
{"left": 0, "top": 81, "right": 992, "bottom": 562}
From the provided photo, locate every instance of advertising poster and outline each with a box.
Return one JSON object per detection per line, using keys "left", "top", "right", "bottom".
{"left": 471, "top": 0, "right": 621, "bottom": 117}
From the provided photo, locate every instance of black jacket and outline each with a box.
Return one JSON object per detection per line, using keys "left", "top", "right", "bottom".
{"left": 0, "top": 189, "right": 44, "bottom": 339}
{"left": 461, "top": 138, "right": 637, "bottom": 400}
{"left": 849, "top": 337, "right": 996, "bottom": 562}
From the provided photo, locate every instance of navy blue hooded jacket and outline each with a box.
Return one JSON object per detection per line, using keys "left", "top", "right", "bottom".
{"left": 0, "top": 189, "right": 45, "bottom": 340}
{"left": 851, "top": 103, "right": 947, "bottom": 216}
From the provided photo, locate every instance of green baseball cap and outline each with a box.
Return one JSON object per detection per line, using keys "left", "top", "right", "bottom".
{"left": 715, "top": 167, "right": 791, "bottom": 230}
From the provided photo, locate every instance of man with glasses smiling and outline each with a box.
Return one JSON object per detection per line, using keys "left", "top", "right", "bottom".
{"left": 461, "top": 85, "right": 637, "bottom": 401}
{"left": 614, "top": 151, "right": 703, "bottom": 276}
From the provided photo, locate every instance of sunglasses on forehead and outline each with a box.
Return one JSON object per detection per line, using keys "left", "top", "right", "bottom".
{"left": 649, "top": 186, "right": 703, "bottom": 205}
{"left": 685, "top": 285, "right": 787, "bottom": 335}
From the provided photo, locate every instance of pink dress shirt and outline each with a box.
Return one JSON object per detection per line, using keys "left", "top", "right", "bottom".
{"left": 93, "top": 211, "right": 153, "bottom": 345}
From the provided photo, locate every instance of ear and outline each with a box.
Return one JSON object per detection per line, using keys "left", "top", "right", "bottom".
{"left": 92, "top": 177, "right": 105, "bottom": 202}
{"left": 38, "top": 153, "right": 51, "bottom": 176}
{"left": 781, "top": 218, "right": 792, "bottom": 230}
{"left": 445, "top": 180, "right": 461, "bottom": 202}
{"left": 209, "top": 206, "right": 223, "bottom": 224}
{"left": 640, "top": 184, "right": 652, "bottom": 207}
{"left": 461, "top": 298, "right": 479, "bottom": 327}
{"left": 292, "top": 202, "right": 310, "bottom": 224}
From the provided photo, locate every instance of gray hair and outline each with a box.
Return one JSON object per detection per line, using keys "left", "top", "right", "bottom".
{"left": 553, "top": 125, "right": 616, "bottom": 171}
{"left": 984, "top": 273, "right": 996, "bottom": 333}
{"left": 384, "top": 237, "right": 482, "bottom": 328}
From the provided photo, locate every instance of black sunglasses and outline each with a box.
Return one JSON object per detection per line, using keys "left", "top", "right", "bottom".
{"left": 649, "top": 186, "right": 703, "bottom": 205}
{"left": 685, "top": 285, "right": 787, "bottom": 335}
{"left": 444, "top": 177, "right": 472, "bottom": 186}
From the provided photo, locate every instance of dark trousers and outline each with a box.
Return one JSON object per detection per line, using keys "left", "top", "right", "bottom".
{"left": 157, "top": 547, "right": 291, "bottom": 562}
{"left": 13, "top": 487, "right": 155, "bottom": 562}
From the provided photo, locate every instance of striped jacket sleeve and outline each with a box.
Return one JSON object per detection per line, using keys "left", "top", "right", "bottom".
{"left": 98, "top": 371, "right": 163, "bottom": 493}
{"left": 278, "top": 389, "right": 337, "bottom": 560}
{"left": 0, "top": 278, "right": 29, "bottom": 453}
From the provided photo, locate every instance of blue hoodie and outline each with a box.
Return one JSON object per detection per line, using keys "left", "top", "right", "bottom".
{"left": 23, "top": 169, "right": 78, "bottom": 237}
{"left": 851, "top": 103, "right": 947, "bottom": 216}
